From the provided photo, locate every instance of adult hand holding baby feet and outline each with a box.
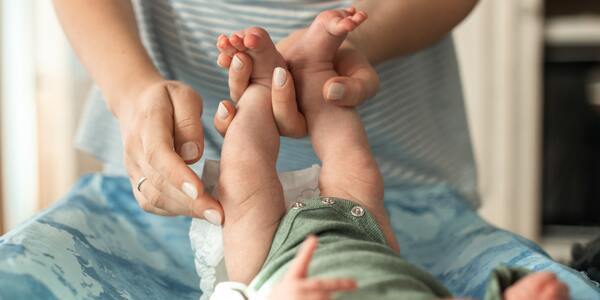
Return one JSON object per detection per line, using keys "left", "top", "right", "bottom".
{"left": 216, "top": 7, "right": 400, "bottom": 253}
{"left": 216, "top": 27, "right": 307, "bottom": 138}
{"left": 277, "top": 7, "right": 380, "bottom": 108}
{"left": 212, "top": 13, "right": 571, "bottom": 300}
{"left": 279, "top": 8, "right": 400, "bottom": 253}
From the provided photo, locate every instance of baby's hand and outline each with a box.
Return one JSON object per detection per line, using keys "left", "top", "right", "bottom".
{"left": 268, "top": 236, "right": 357, "bottom": 300}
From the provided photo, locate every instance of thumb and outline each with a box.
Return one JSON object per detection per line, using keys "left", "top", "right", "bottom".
{"left": 213, "top": 100, "right": 237, "bottom": 137}
{"left": 324, "top": 45, "right": 380, "bottom": 107}
{"left": 166, "top": 82, "right": 205, "bottom": 164}
{"left": 323, "top": 67, "right": 379, "bottom": 107}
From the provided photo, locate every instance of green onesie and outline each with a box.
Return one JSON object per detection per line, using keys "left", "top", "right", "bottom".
{"left": 248, "top": 197, "right": 529, "bottom": 299}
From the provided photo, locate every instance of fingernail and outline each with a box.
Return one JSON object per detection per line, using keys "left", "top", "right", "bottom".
{"left": 327, "top": 83, "right": 345, "bottom": 100}
{"left": 217, "top": 102, "right": 229, "bottom": 120}
{"left": 182, "top": 182, "right": 198, "bottom": 199}
{"left": 231, "top": 55, "right": 243, "bottom": 71}
{"left": 180, "top": 142, "right": 198, "bottom": 161}
{"left": 204, "top": 209, "right": 222, "bottom": 225}
{"left": 273, "top": 67, "right": 287, "bottom": 87}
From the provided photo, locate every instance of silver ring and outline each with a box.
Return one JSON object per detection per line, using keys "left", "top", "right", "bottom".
{"left": 136, "top": 176, "right": 148, "bottom": 192}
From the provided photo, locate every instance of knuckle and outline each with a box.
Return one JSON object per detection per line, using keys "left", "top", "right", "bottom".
{"left": 148, "top": 170, "right": 168, "bottom": 190}
{"left": 144, "top": 148, "right": 161, "bottom": 166}
{"left": 166, "top": 82, "right": 204, "bottom": 114}
{"left": 139, "top": 199, "right": 154, "bottom": 212}
{"left": 175, "top": 115, "right": 200, "bottom": 131}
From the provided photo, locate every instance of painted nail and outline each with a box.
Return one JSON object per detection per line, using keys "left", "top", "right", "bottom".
{"left": 231, "top": 55, "right": 243, "bottom": 71}
{"left": 273, "top": 67, "right": 287, "bottom": 87}
{"left": 179, "top": 142, "right": 198, "bottom": 161}
{"left": 204, "top": 209, "right": 223, "bottom": 225}
{"left": 217, "top": 102, "right": 229, "bottom": 120}
{"left": 182, "top": 182, "right": 198, "bottom": 199}
{"left": 327, "top": 82, "right": 345, "bottom": 100}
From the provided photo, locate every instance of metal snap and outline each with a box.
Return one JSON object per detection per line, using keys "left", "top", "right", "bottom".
{"left": 291, "top": 202, "right": 305, "bottom": 209}
{"left": 350, "top": 206, "right": 365, "bottom": 217}
{"left": 321, "top": 197, "right": 336, "bottom": 205}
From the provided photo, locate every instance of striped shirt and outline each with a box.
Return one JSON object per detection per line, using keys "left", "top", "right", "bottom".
{"left": 75, "top": 0, "right": 479, "bottom": 205}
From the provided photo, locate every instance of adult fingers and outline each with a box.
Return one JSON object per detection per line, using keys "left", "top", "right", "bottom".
{"left": 166, "top": 83, "right": 204, "bottom": 164}
{"left": 213, "top": 100, "right": 237, "bottom": 137}
{"left": 124, "top": 152, "right": 175, "bottom": 216}
{"left": 272, "top": 67, "right": 307, "bottom": 138}
{"left": 139, "top": 89, "right": 223, "bottom": 224}
{"left": 323, "top": 48, "right": 379, "bottom": 107}
{"left": 228, "top": 52, "right": 253, "bottom": 102}
{"left": 286, "top": 235, "right": 319, "bottom": 279}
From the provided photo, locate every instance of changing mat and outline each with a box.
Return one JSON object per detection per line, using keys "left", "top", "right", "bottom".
{"left": 0, "top": 174, "right": 599, "bottom": 299}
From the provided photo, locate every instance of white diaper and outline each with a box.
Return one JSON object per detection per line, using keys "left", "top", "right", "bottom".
{"left": 189, "top": 160, "right": 321, "bottom": 300}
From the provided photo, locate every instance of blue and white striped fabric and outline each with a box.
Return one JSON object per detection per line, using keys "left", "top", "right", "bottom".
{"left": 75, "top": 0, "right": 479, "bottom": 205}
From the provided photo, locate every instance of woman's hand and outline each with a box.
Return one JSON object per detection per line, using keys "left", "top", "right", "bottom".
{"left": 216, "top": 29, "right": 378, "bottom": 138}
{"left": 116, "top": 80, "right": 223, "bottom": 225}
{"left": 216, "top": 51, "right": 306, "bottom": 138}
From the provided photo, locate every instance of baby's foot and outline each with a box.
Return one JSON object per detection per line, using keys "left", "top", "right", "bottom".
{"left": 504, "top": 272, "right": 569, "bottom": 300}
{"left": 217, "top": 27, "right": 286, "bottom": 88}
{"left": 287, "top": 7, "right": 367, "bottom": 66}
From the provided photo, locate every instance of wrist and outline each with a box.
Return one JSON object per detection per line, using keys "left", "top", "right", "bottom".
{"left": 105, "top": 70, "right": 164, "bottom": 120}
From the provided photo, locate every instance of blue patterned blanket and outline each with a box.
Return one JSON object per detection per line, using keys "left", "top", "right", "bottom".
{"left": 0, "top": 174, "right": 598, "bottom": 299}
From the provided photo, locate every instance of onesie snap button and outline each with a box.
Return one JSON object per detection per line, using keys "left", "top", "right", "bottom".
{"left": 291, "top": 202, "right": 305, "bottom": 209}
{"left": 351, "top": 206, "right": 365, "bottom": 217}
{"left": 321, "top": 197, "right": 336, "bottom": 205}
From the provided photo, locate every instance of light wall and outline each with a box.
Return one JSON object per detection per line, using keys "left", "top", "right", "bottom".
{"left": 0, "top": 0, "right": 99, "bottom": 232}
{"left": 1, "top": 0, "right": 39, "bottom": 232}
{"left": 454, "top": 0, "right": 544, "bottom": 240}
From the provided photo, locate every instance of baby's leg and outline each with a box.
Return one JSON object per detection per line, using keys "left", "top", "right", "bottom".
{"left": 293, "top": 9, "right": 399, "bottom": 251}
{"left": 217, "top": 29, "right": 287, "bottom": 283}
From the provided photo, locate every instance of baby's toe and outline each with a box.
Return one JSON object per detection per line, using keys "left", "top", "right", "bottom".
{"left": 237, "top": 27, "right": 286, "bottom": 85}
{"left": 230, "top": 32, "right": 246, "bottom": 51}
{"left": 351, "top": 11, "right": 367, "bottom": 26}
{"left": 243, "top": 27, "right": 271, "bottom": 51}
{"left": 315, "top": 8, "right": 366, "bottom": 36}
{"left": 217, "top": 52, "right": 233, "bottom": 68}
{"left": 217, "top": 34, "right": 238, "bottom": 56}
{"left": 541, "top": 281, "right": 569, "bottom": 300}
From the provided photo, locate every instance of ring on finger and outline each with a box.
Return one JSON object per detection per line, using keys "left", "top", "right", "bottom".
{"left": 136, "top": 176, "right": 148, "bottom": 192}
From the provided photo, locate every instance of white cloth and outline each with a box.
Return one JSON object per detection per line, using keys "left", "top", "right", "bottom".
{"left": 189, "top": 160, "right": 321, "bottom": 300}
{"left": 209, "top": 281, "right": 268, "bottom": 300}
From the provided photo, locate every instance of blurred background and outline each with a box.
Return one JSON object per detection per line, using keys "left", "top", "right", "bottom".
{"left": 1, "top": 0, "right": 599, "bottom": 261}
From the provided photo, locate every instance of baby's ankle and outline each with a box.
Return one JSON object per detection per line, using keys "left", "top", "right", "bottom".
{"left": 320, "top": 148, "right": 383, "bottom": 204}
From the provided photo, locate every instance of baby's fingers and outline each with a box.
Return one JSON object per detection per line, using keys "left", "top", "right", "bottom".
{"left": 302, "top": 278, "right": 357, "bottom": 293}
{"left": 286, "top": 235, "right": 319, "bottom": 279}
